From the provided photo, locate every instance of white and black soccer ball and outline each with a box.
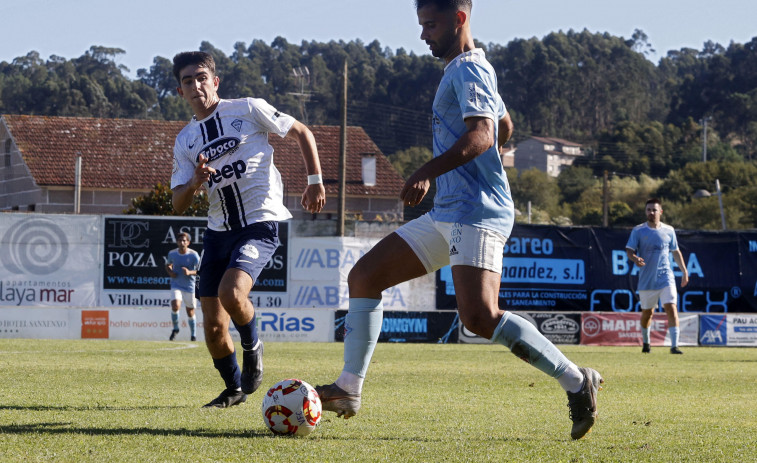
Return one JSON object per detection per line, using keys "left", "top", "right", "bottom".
{"left": 261, "top": 379, "right": 322, "bottom": 436}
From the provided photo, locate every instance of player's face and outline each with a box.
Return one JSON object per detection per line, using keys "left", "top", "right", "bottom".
{"left": 645, "top": 203, "right": 663, "bottom": 225}
{"left": 176, "top": 236, "right": 190, "bottom": 252}
{"left": 417, "top": 5, "right": 461, "bottom": 61}
{"left": 177, "top": 64, "right": 220, "bottom": 117}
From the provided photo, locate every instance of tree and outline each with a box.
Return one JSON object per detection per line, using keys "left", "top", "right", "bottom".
{"left": 388, "top": 146, "right": 432, "bottom": 179}
{"left": 125, "top": 183, "right": 208, "bottom": 216}
{"left": 557, "top": 166, "right": 597, "bottom": 203}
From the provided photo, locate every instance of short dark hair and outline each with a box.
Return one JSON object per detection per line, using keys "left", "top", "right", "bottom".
{"left": 177, "top": 232, "right": 191, "bottom": 242}
{"left": 172, "top": 51, "right": 216, "bottom": 84}
{"left": 415, "top": 0, "right": 471, "bottom": 12}
{"left": 646, "top": 198, "right": 662, "bottom": 207}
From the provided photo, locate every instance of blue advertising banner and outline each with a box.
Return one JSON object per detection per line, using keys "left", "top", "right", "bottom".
{"left": 699, "top": 314, "right": 728, "bottom": 346}
{"left": 437, "top": 225, "right": 757, "bottom": 313}
{"left": 334, "top": 310, "right": 459, "bottom": 343}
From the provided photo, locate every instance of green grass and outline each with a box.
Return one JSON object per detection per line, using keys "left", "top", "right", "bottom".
{"left": 0, "top": 340, "right": 755, "bottom": 462}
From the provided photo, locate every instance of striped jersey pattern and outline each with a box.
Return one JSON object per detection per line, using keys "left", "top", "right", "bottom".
{"left": 171, "top": 98, "right": 294, "bottom": 231}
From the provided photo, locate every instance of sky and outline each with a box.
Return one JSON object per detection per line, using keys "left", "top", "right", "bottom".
{"left": 1, "top": 0, "right": 756, "bottom": 78}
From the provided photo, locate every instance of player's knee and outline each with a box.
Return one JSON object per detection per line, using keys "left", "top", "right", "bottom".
{"left": 217, "top": 283, "right": 247, "bottom": 313}
{"left": 458, "top": 311, "right": 496, "bottom": 339}
{"left": 348, "top": 263, "right": 381, "bottom": 294}
{"left": 203, "top": 320, "right": 225, "bottom": 340}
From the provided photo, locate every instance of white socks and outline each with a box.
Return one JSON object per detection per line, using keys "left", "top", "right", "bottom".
{"left": 335, "top": 370, "right": 364, "bottom": 395}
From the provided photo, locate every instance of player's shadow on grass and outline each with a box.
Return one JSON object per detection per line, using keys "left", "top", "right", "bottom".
{"left": 0, "top": 422, "right": 268, "bottom": 438}
{"left": 0, "top": 405, "right": 184, "bottom": 412}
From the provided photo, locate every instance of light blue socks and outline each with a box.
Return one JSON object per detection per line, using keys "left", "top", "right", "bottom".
{"left": 343, "top": 298, "right": 384, "bottom": 378}
{"left": 669, "top": 326, "right": 680, "bottom": 348}
{"left": 490, "top": 311, "right": 572, "bottom": 379}
{"left": 642, "top": 326, "right": 651, "bottom": 344}
{"left": 171, "top": 311, "right": 179, "bottom": 331}
{"left": 188, "top": 316, "right": 197, "bottom": 338}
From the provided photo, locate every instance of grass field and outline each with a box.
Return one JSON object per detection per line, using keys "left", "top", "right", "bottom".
{"left": 0, "top": 340, "right": 755, "bottom": 462}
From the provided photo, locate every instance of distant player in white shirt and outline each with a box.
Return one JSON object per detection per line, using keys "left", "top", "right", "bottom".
{"left": 165, "top": 232, "right": 201, "bottom": 342}
{"left": 316, "top": 0, "right": 603, "bottom": 440}
{"left": 626, "top": 198, "right": 689, "bottom": 354}
{"left": 171, "top": 51, "right": 325, "bottom": 408}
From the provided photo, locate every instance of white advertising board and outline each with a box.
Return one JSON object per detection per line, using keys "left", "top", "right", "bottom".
{"left": 0, "top": 214, "right": 100, "bottom": 307}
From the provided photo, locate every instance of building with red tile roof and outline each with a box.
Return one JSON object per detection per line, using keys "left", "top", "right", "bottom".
{"left": 0, "top": 114, "right": 405, "bottom": 220}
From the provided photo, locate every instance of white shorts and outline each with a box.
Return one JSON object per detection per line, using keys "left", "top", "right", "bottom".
{"left": 395, "top": 213, "right": 506, "bottom": 274}
{"left": 171, "top": 289, "right": 197, "bottom": 309}
{"left": 638, "top": 286, "right": 677, "bottom": 310}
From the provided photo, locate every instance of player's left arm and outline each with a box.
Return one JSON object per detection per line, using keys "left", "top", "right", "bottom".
{"left": 672, "top": 248, "right": 689, "bottom": 287}
{"left": 285, "top": 120, "right": 326, "bottom": 214}
{"left": 401, "top": 116, "right": 494, "bottom": 206}
{"left": 498, "top": 111, "right": 513, "bottom": 149}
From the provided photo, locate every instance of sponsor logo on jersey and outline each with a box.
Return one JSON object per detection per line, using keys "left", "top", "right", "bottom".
{"left": 207, "top": 159, "right": 247, "bottom": 188}
{"left": 231, "top": 119, "right": 243, "bottom": 132}
{"left": 272, "top": 111, "right": 280, "bottom": 121}
{"left": 467, "top": 82, "right": 480, "bottom": 106}
{"left": 196, "top": 136, "right": 241, "bottom": 163}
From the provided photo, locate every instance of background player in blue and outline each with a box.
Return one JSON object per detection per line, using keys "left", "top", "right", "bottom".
{"left": 626, "top": 198, "right": 689, "bottom": 354}
{"left": 170, "top": 51, "right": 326, "bottom": 408}
{"left": 165, "top": 232, "right": 200, "bottom": 342}
{"left": 316, "top": 0, "right": 603, "bottom": 440}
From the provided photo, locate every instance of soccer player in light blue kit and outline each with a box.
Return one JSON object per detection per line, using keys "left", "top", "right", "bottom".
{"left": 165, "top": 232, "right": 201, "bottom": 341}
{"left": 317, "top": 0, "right": 604, "bottom": 440}
{"left": 626, "top": 198, "right": 689, "bottom": 354}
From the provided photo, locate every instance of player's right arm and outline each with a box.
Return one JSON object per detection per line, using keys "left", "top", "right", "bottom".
{"left": 165, "top": 264, "right": 177, "bottom": 278}
{"left": 172, "top": 154, "right": 215, "bottom": 214}
{"left": 625, "top": 247, "right": 645, "bottom": 267}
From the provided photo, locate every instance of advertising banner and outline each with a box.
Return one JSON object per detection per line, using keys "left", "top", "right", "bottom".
{"left": 334, "top": 310, "right": 459, "bottom": 343}
{"left": 101, "top": 216, "right": 288, "bottom": 308}
{"left": 699, "top": 314, "right": 727, "bottom": 346}
{"left": 437, "top": 225, "right": 757, "bottom": 313}
{"left": 739, "top": 233, "right": 757, "bottom": 313}
{"left": 101, "top": 216, "right": 206, "bottom": 306}
{"left": 700, "top": 314, "right": 757, "bottom": 346}
{"left": 106, "top": 307, "right": 333, "bottom": 342}
{"left": 290, "top": 237, "right": 424, "bottom": 310}
{"left": 0, "top": 307, "right": 77, "bottom": 339}
{"left": 580, "top": 312, "right": 698, "bottom": 346}
{"left": 520, "top": 312, "right": 581, "bottom": 345}
{"left": 0, "top": 214, "right": 100, "bottom": 307}
{"left": 457, "top": 311, "right": 581, "bottom": 345}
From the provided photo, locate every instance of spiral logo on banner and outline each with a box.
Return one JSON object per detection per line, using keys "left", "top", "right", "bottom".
{"left": 1, "top": 218, "right": 69, "bottom": 275}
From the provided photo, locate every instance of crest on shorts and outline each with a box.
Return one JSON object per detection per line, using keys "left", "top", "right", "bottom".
{"left": 240, "top": 244, "right": 260, "bottom": 260}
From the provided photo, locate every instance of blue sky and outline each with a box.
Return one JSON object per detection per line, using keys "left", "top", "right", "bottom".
{"left": 1, "top": 0, "right": 755, "bottom": 78}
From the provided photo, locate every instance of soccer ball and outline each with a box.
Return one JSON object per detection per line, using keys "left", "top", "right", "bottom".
{"left": 261, "top": 379, "right": 322, "bottom": 436}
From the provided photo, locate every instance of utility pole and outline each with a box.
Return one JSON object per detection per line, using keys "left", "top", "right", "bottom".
{"left": 715, "top": 179, "right": 726, "bottom": 230}
{"left": 289, "top": 66, "right": 311, "bottom": 124}
{"left": 602, "top": 170, "right": 609, "bottom": 227}
{"left": 74, "top": 153, "right": 82, "bottom": 214}
{"left": 337, "top": 59, "right": 347, "bottom": 237}
{"left": 700, "top": 116, "right": 712, "bottom": 162}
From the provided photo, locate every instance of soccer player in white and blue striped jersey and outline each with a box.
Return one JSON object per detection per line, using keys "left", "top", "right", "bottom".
{"left": 626, "top": 198, "right": 689, "bottom": 354}
{"left": 171, "top": 51, "right": 326, "bottom": 408}
{"left": 316, "top": 0, "right": 603, "bottom": 440}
